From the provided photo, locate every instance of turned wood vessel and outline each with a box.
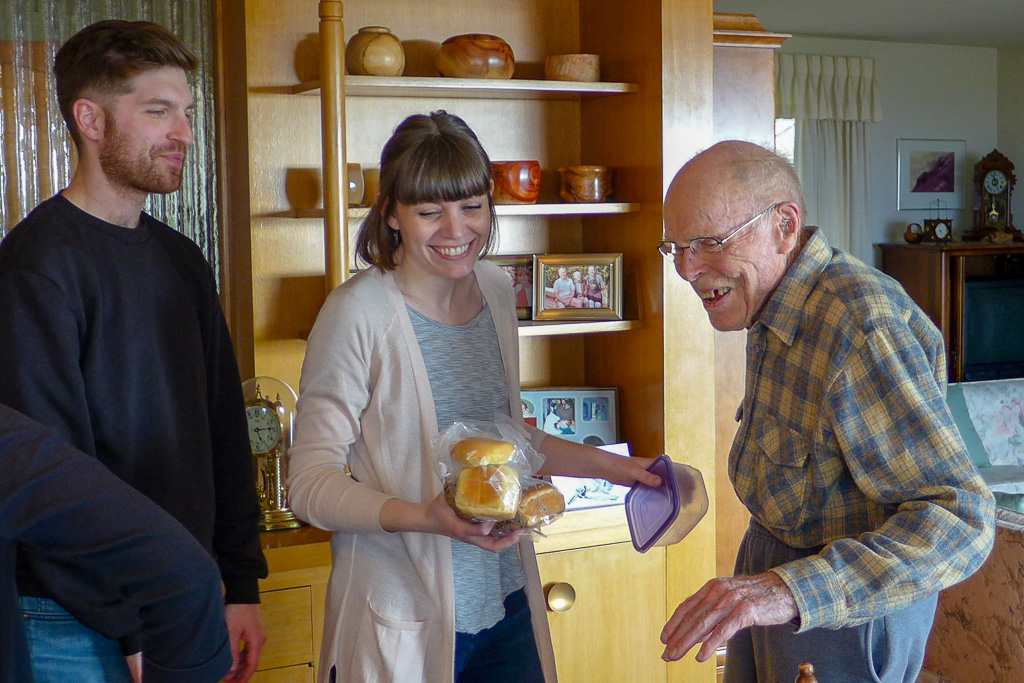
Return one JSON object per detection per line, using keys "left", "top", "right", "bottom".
{"left": 436, "top": 33, "right": 514, "bottom": 79}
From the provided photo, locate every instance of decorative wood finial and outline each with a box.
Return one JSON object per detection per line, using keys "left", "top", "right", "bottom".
{"left": 795, "top": 662, "right": 818, "bottom": 683}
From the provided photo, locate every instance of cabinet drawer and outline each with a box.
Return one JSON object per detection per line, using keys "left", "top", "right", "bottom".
{"left": 252, "top": 663, "right": 314, "bottom": 683}
{"left": 259, "top": 586, "right": 314, "bottom": 669}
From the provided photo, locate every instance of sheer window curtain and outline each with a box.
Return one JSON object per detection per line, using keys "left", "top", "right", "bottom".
{"left": 775, "top": 54, "right": 882, "bottom": 262}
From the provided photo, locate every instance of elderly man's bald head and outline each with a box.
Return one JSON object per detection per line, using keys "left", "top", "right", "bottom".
{"left": 666, "top": 141, "right": 806, "bottom": 226}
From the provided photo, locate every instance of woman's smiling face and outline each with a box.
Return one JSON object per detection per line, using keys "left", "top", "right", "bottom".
{"left": 387, "top": 193, "right": 491, "bottom": 282}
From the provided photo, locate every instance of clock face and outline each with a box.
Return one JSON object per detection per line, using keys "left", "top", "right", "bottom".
{"left": 934, "top": 221, "right": 950, "bottom": 239}
{"left": 984, "top": 170, "right": 1008, "bottom": 195}
{"left": 246, "top": 402, "right": 282, "bottom": 454}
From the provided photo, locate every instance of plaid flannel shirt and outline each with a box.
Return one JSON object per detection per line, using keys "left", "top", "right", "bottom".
{"left": 732, "top": 228, "right": 995, "bottom": 632}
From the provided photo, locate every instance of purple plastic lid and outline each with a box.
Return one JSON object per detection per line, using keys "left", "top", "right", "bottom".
{"left": 625, "top": 455, "right": 681, "bottom": 553}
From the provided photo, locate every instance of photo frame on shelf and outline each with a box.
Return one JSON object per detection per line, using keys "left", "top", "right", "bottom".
{"left": 486, "top": 254, "right": 534, "bottom": 320}
{"left": 896, "top": 138, "right": 966, "bottom": 210}
{"left": 532, "top": 253, "right": 623, "bottom": 321}
{"left": 519, "top": 386, "right": 618, "bottom": 446}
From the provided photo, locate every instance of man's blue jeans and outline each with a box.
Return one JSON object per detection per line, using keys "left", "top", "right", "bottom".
{"left": 19, "top": 596, "right": 133, "bottom": 683}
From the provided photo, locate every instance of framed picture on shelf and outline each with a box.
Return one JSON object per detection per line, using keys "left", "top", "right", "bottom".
{"left": 519, "top": 386, "right": 618, "bottom": 446}
{"left": 896, "top": 138, "right": 966, "bottom": 210}
{"left": 532, "top": 253, "right": 623, "bottom": 321}
{"left": 487, "top": 254, "right": 534, "bottom": 320}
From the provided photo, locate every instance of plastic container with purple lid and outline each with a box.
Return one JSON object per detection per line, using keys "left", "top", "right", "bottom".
{"left": 625, "top": 454, "right": 709, "bottom": 553}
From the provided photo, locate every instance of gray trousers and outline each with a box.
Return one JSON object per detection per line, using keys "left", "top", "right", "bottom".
{"left": 723, "top": 520, "right": 937, "bottom": 683}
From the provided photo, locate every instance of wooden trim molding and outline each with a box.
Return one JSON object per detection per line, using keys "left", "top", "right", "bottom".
{"left": 713, "top": 13, "right": 790, "bottom": 48}
{"left": 214, "top": 0, "right": 256, "bottom": 378}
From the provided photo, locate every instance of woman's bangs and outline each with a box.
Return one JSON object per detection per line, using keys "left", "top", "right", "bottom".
{"left": 394, "top": 141, "right": 490, "bottom": 206}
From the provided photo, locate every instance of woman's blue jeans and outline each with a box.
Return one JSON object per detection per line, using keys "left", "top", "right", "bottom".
{"left": 454, "top": 588, "right": 545, "bottom": 683}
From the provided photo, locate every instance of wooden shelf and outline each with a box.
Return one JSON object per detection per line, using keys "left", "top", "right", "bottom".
{"left": 517, "top": 319, "right": 638, "bottom": 337}
{"left": 266, "top": 203, "right": 641, "bottom": 220}
{"left": 292, "top": 75, "right": 638, "bottom": 100}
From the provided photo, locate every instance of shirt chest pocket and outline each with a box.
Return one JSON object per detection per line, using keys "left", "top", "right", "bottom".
{"left": 742, "top": 418, "right": 812, "bottom": 531}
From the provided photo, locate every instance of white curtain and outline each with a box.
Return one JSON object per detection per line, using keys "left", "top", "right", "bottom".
{"left": 776, "top": 54, "right": 882, "bottom": 261}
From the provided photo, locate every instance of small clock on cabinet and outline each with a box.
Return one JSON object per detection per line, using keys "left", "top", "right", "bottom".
{"left": 922, "top": 218, "right": 953, "bottom": 243}
{"left": 970, "top": 149, "right": 1020, "bottom": 240}
{"left": 242, "top": 376, "right": 303, "bottom": 531}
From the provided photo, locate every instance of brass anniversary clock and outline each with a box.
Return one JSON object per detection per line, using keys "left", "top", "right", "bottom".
{"left": 969, "top": 149, "right": 1020, "bottom": 240}
{"left": 242, "top": 376, "right": 303, "bottom": 531}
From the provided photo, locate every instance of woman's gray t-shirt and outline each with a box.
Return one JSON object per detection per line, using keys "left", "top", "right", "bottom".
{"left": 407, "top": 303, "right": 527, "bottom": 634}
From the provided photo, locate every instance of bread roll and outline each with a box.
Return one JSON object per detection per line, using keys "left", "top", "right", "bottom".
{"left": 495, "top": 482, "right": 565, "bottom": 532}
{"left": 450, "top": 437, "right": 515, "bottom": 467}
{"left": 453, "top": 465, "right": 521, "bottom": 520}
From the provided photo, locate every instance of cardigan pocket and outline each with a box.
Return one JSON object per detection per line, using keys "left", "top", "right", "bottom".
{"left": 351, "top": 600, "right": 432, "bottom": 682}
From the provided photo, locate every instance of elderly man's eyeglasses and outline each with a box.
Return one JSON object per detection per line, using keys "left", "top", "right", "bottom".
{"left": 658, "top": 202, "right": 782, "bottom": 263}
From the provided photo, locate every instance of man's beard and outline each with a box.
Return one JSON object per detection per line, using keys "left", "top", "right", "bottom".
{"left": 99, "top": 117, "right": 187, "bottom": 195}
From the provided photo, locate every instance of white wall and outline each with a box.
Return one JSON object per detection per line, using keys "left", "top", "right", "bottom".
{"left": 998, "top": 46, "right": 1024, "bottom": 231}
{"left": 779, "top": 37, "right": 998, "bottom": 265}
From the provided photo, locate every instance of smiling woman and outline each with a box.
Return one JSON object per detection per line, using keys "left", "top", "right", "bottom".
{"left": 0, "top": 0, "right": 220, "bottom": 275}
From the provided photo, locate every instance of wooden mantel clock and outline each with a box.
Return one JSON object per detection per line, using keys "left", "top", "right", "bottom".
{"left": 969, "top": 149, "right": 1021, "bottom": 241}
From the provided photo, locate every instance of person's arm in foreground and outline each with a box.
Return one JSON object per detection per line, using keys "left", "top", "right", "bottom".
{"left": 536, "top": 434, "right": 661, "bottom": 488}
{"left": 0, "top": 403, "right": 232, "bottom": 682}
{"left": 194, "top": 255, "right": 268, "bottom": 683}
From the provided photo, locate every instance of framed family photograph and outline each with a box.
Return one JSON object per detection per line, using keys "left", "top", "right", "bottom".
{"left": 532, "top": 253, "right": 623, "bottom": 321}
{"left": 487, "top": 254, "right": 534, "bottom": 320}
{"left": 519, "top": 386, "right": 618, "bottom": 446}
{"left": 896, "top": 138, "right": 966, "bottom": 210}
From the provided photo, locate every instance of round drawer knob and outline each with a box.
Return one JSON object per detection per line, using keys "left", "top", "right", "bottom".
{"left": 545, "top": 582, "right": 576, "bottom": 612}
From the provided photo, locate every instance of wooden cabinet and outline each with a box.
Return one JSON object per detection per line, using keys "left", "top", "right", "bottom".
{"left": 536, "top": 541, "right": 666, "bottom": 682}
{"left": 231, "top": 0, "right": 719, "bottom": 680}
{"left": 254, "top": 527, "right": 332, "bottom": 682}
{"left": 878, "top": 241, "right": 1024, "bottom": 381}
{"left": 252, "top": 664, "right": 315, "bottom": 683}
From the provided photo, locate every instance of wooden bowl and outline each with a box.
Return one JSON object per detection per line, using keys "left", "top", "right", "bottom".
{"left": 558, "top": 165, "right": 612, "bottom": 203}
{"left": 346, "top": 26, "right": 405, "bottom": 77}
{"left": 436, "top": 33, "right": 514, "bottom": 79}
{"left": 544, "top": 53, "right": 600, "bottom": 82}
{"left": 492, "top": 161, "right": 541, "bottom": 204}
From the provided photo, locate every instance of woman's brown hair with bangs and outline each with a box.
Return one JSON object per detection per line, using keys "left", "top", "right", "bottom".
{"left": 356, "top": 110, "right": 498, "bottom": 272}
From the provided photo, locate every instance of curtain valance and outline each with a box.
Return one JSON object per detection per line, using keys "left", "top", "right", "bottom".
{"left": 776, "top": 54, "right": 882, "bottom": 122}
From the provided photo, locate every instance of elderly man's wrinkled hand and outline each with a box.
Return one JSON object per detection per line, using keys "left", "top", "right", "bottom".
{"left": 660, "top": 571, "right": 798, "bottom": 663}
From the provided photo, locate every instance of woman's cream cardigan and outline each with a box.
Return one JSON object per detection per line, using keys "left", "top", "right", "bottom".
{"left": 288, "top": 260, "right": 557, "bottom": 682}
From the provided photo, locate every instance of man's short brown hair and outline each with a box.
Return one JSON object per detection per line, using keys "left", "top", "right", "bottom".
{"left": 54, "top": 20, "right": 198, "bottom": 147}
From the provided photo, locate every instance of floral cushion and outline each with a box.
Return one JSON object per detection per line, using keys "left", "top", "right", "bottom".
{"left": 961, "top": 379, "right": 1024, "bottom": 467}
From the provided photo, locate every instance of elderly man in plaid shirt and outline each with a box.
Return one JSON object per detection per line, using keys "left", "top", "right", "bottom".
{"left": 658, "top": 140, "right": 994, "bottom": 682}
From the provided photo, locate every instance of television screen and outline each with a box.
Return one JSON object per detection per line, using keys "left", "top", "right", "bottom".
{"left": 963, "top": 279, "right": 1024, "bottom": 381}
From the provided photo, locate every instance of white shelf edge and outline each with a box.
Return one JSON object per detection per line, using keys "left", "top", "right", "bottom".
{"left": 517, "top": 319, "right": 638, "bottom": 337}
{"left": 292, "top": 75, "right": 638, "bottom": 100}
{"left": 262, "top": 203, "right": 641, "bottom": 220}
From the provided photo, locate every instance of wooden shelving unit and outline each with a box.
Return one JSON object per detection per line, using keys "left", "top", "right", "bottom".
{"left": 237, "top": 1, "right": 720, "bottom": 681}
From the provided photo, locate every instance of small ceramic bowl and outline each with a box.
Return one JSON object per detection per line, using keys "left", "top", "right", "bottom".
{"left": 544, "top": 53, "right": 600, "bottom": 82}
{"left": 436, "top": 33, "right": 515, "bottom": 79}
{"left": 492, "top": 161, "right": 541, "bottom": 204}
